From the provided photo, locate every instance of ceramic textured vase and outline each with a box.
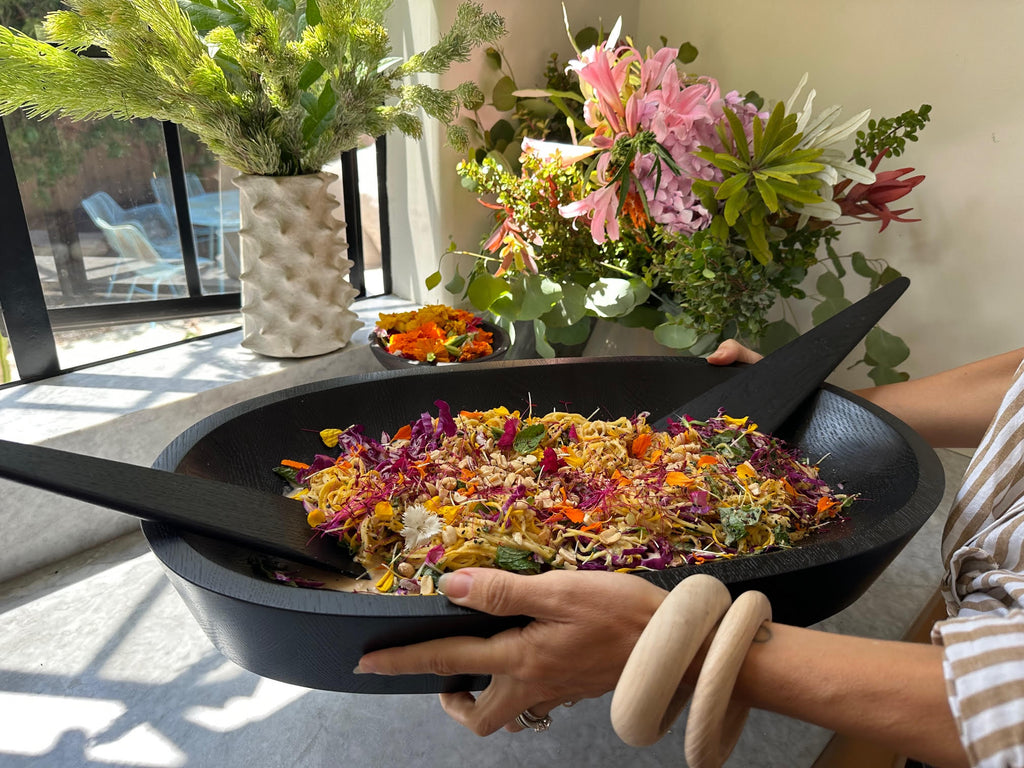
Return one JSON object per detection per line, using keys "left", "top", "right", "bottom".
{"left": 234, "top": 172, "right": 362, "bottom": 358}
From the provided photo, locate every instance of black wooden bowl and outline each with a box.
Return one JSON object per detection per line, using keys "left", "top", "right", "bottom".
{"left": 144, "top": 356, "right": 943, "bottom": 695}
{"left": 369, "top": 319, "right": 509, "bottom": 370}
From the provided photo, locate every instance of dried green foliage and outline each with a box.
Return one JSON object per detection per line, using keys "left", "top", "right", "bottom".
{"left": 0, "top": 0, "right": 505, "bottom": 175}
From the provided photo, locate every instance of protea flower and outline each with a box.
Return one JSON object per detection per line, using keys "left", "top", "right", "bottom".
{"left": 834, "top": 150, "right": 925, "bottom": 231}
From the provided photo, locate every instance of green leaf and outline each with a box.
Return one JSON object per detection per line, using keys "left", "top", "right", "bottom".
{"left": 754, "top": 175, "right": 779, "bottom": 212}
{"left": 494, "top": 545, "right": 542, "bottom": 574}
{"left": 864, "top": 326, "right": 910, "bottom": 368}
{"left": 300, "top": 82, "right": 337, "bottom": 143}
{"left": 654, "top": 321, "right": 699, "bottom": 350}
{"left": 868, "top": 366, "right": 910, "bottom": 386}
{"left": 485, "top": 47, "right": 502, "bottom": 69}
{"left": 877, "top": 266, "right": 902, "bottom": 286}
{"left": 816, "top": 271, "right": 845, "bottom": 299}
{"left": 851, "top": 252, "right": 877, "bottom": 279}
{"left": 305, "top": 0, "right": 321, "bottom": 25}
{"left": 812, "top": 297, "right": 852, "bottom": 325}
{"left": 545, "top": 317, "right": 592, "bottom": 345}
{"left": 513, "top": 423, "right": 546, "bottom": 453}
{"left": 539, "top": 283, "right": 587, "bottom": 327}
{"left": 444, "top": 266, "right": 465, "bottom": 295}
{"left": 677, "top": 42, "right": 698, "bottom": 64}
{"left": 758, "top": 320, "right": 799, "bottom": 354}
{"left": 425, "top": 270, "right": 442, "bottom": 291}
{"left": 297, "top": 60, "right": 325, "bottom": 90}
{"left": 489, "top": 118, "right": 515, "bottom": 146}
{"left": 585, "top": 278, "right": 639, "bottom": 317}
{"left": 491, "top": 76, "right": 517, "bottom": 111}
{"left": 574, "top": 26, "right": 600, "bottom": 50}
{"left": 532, "top": 319, "right": 556, "bottom": 358}
{"left": 466, "top": 273, "right": 511, "bottom": 312}
{"left": 518, "top": 274, "right": 563, "bottom": 320}
{"left": 714, "top": 172, "right": 750, "bottom": 201}
{"left": 723, "top": 184, "right": 749, "bottom": 226}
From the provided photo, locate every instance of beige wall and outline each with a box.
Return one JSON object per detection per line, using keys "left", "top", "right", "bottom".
{"left": 634, "top": 0, "right": 1024, "bottom": 386}
{"left": 389, "top": 1, "right": 1016, "bottom": 387}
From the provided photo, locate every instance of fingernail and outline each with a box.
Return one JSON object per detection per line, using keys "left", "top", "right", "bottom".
{"left": 438, "top": 570, "right": 473, "bottom": 599}
{"left": 352, "top": 664, "right": 366, "bottom": 675}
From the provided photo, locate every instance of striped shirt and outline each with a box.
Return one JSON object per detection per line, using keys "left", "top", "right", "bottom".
{"left": 932, "top": 360, "right": 1024, "bottom": 767}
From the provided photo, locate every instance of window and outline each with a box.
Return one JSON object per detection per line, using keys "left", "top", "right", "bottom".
{"left": 0, "top": 113, "right": 391, "bottom": 384}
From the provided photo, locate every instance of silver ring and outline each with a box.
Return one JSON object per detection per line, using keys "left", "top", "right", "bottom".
{"left": 514, "top": 708, "right": 552, "bottom": 732}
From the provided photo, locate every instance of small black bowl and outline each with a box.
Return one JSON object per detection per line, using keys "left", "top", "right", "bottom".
{"left": 369, "top": 319, "right": 509, "bottom": 370}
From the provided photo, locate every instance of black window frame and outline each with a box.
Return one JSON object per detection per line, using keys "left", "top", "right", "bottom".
{"left": 0, "top": 113, "right": 392, "bottom": 385}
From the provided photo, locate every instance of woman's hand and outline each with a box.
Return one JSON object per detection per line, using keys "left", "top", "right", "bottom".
{"left": 355, "top": 568, "right": 667, "bottom": 736}
{"left": 705, "top": 339, "right": 763, "bottom": 366}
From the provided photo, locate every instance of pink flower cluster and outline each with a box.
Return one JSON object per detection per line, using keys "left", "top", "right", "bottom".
{"left": 556, "top": 40, "right": 762, "bottom": 244}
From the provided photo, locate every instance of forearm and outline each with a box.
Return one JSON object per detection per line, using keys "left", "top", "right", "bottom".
{"left": 722, "top": 623, "right": 965, "bottom": 767}
{"left": 854, "top": 347, "right": 1024, "bottom": 448}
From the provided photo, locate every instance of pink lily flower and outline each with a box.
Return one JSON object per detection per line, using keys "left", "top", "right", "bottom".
{"left": 560, "top": 182, "right": 622, "bottom": 244}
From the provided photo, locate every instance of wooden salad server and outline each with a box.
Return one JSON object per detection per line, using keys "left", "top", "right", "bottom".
{"left": 0, "top": 277, "right": 907, "bottom": 577}
{"left": 653, "top": 276, "right": 910, "bottom": 433}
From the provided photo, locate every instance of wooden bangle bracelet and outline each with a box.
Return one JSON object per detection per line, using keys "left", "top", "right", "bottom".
{"left": 610, "top": 574, "right": 732, "bottom": 747}
{"left": 610, "top": 575, "right": 772, "bottom": 768}
{"left": 684, "top": 590, "right": 772, "bottom": 768}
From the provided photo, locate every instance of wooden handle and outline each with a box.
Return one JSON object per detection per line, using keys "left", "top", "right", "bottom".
{"left": 611, "top": 574, "right": 731, "bottom": 747}
{"left": 685, "top": 590, "right": 772, "bottom": 768}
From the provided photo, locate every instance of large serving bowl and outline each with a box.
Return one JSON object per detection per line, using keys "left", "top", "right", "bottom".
{"left": 144, "top": 356, "right": 943, "bottom": 694}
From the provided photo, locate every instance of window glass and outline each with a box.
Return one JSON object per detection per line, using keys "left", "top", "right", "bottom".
{"left": 177, "top": 131, "right": 241, "bottom": 294}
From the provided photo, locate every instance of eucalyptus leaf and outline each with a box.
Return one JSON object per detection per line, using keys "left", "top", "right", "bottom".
{"left": 585, "top": 278, "right": 638, "bottom": 317}
{"left": 517, "top": 274, "right": 563, "bottom": 320}
{"left": 489, "top": 118, "right": 515, "bottom": 145}
{"left": 444, "top": 266, "right": 465, "bottom": 295}
{"left": 816, "top": 271, "right": 845, "bottom": 299}
{"left": 654, "top": 321, "right": 699, "bottom": 350}
{"left": 869, "top": 366, "right": 910, "bottom": 386}
{"left": 466, "top": 273, "right": 511, "bottom": 312}
{"left": 811, "top": 296, "right": 852, "bottom": 325}
{"left": 864, "top": 326, "right": 910, "bottom": 368}
{"left": 532, "top": 319, "right": 556, "bottom": 358}
{"left": 677, "top": 42, "right": 698, "bottom": 64}
{"left": 540, "top": 282, "right": 587, "bottom": 327}
{"left": 851, "top": 252, "right": 877, "bottom": 278}
{"left": 492, "top": 76, "right": 518, "bottom": 111}
{"left": 425, "top": 270, "right": 442, "bottom": 291}
{"left": 759, "top": 320, "right": 800, "bottom": 354}
{"left": 545, "top": 317, "right": 593, "bottom": 345}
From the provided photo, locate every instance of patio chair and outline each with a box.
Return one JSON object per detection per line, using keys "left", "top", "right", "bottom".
{"left": 150, "top": 174, "right": 217, "bottom": 255}
{"left": 81, "top": 196, "right": 185, "bottom": 300}
{"left": 81, "top": 191, "right": 180, "bottom": 260}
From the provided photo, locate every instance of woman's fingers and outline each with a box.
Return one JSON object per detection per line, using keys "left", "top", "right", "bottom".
{"left": 438, "top": 684, "right": 567, "bottom": 736}
{"left": 357, "top": 629, "right": 523, "bottom": 677}
{"left": 706, "top": 339, "right": 763, "bottom": 366}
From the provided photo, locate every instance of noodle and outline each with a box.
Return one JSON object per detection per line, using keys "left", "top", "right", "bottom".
{"left": 283, "top": 402, "right": 853, "bottom": 594}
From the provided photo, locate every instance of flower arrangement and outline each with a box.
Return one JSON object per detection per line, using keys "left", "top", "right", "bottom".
{"left": 429, "top": 18, "right": 930, "bottom": 384}
{"left": 374, "top": 305, "right": 494, "bottom": 363}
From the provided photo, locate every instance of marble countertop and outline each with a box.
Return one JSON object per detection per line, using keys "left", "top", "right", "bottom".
{"left": 0, "top": 448, "right": 967, "bottom": 768}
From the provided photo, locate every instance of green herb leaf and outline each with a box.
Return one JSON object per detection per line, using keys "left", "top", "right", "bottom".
{"left": 513, "top": 423, "right": 546, "bottom": 453}
{"left": 495, "top": 545, "right": 543, "bottom": 574}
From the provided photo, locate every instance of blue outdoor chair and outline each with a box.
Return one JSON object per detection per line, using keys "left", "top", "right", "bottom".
{"left": 82, "top": 192, "right": 185, "bottom": 300}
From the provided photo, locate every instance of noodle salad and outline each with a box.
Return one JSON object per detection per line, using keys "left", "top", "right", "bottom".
{"left": 278, "top": 402, "right": 853, "bottom": 594}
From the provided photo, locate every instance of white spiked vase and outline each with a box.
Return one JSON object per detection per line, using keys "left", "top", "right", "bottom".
{"left": 234, "top": 172, "right": 362, "bottom": 358}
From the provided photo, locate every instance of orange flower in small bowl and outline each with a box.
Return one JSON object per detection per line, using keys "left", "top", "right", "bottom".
{"left": 369, "top": 305, "right": 510, "bottom": 370}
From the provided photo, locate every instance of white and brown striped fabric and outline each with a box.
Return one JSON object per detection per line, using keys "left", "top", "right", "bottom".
{"left": 932, "top": 359, "right": 1024, "bottom": 767}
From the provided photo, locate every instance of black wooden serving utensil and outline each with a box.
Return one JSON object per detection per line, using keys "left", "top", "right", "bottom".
{"left": 0, "top": 277, "right": 907, "bottom": 579}
{"left": 0, "top": 439, "right": 361, "bottom": 575}
{"left": 653, "top": 276, "right": 909, "bottom": 432}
